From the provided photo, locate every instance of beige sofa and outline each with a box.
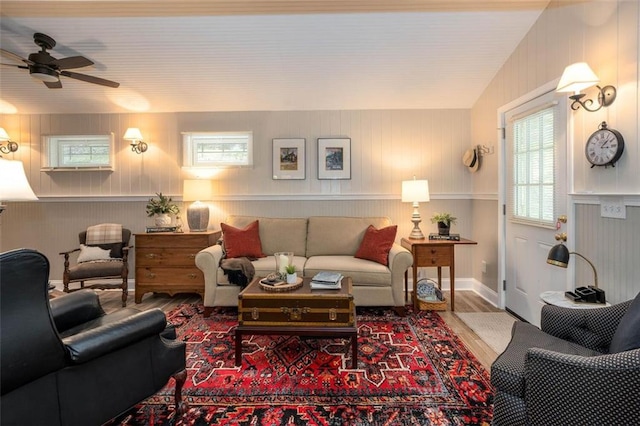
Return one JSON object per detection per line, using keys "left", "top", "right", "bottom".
{"left": 195, "top": 216, "right": 413, "bottom": 316}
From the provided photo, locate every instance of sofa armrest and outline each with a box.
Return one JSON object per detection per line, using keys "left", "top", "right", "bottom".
{"left": 540, "top": 301, "right": 630, "bottom": 352}
{"left": 62, "top": 308, "right": 168, "bottom": 364}
{"left": 525, "top": 347, "right": 640, "bottom": 425}
{"left": 388, "top": 243, "right": 413, "bottom": 306}
{"left": 50, "top": 289, "right": 106, "bottom": 333}
{"left": 195, "top": 244, "right": 225, "bottom": 307}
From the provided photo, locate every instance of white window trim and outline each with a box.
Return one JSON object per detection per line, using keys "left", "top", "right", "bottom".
{"left": 182, "top": 131, "right": 253, "bottom": 169}
{"left": 41, "top": 133, "right": 115, "bottom": 172}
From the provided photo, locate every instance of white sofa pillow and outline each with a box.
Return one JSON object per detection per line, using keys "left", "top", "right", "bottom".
{"left": 77, "top": 244, "right": 112, "bottom": 263}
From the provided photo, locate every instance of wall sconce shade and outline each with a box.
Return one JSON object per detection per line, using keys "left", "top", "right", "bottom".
{"left": 0, "top": 158, "right": 38, "bottom": 214}
{"left": 401, "top": 178, "right": 430, "bottom": 239}
{"left": 0, "top": 127, "right": 19, "bottom": 154}
{"left": 183, "top": 179, "right": 213, "bottom": 232}
{"left": 123, "top": 127, "right": 148, "bottom": 154}
{"left": 556, "top": 62, "right": 617, "bottom": 112}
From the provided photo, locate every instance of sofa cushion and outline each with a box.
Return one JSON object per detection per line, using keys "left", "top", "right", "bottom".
{"left": 306, "top": 216, "right": 392, "bottom": 257}
{"left": 491, "top": 321, "right": 600, "bottom": 398}
{"left": 609, "top": 292, "right": 640, "bottom": 353}
{"left": 221, "top": 220, "right": 266, "bottom": 259}
{"left": 224, "top": 216, "right": 308, "bottom": 256}
{"left": 304, "top": 255, "right": 391, "bottom": 286}
{"left": 355, "top": 224, "right": 397, "bottom": 266}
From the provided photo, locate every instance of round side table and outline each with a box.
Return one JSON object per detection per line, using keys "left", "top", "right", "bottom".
{"left": 540, "top": 291, "right": 611, "bottom": 309}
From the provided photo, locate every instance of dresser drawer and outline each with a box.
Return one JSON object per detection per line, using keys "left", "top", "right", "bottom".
{"left": 135, "top": 233, "right": 217, "bottom": 248}
{"left": 136, "top": 267, "right": 203, "bottom": 285}
{"left": 414, "top": 246, "right": 453, "bottom": 266}
{"left": 136, "top": 248, "right": 198, "bottom": 267}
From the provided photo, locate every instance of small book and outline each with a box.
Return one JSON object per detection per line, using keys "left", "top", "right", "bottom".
{"left": 428, "top": 233, "right": 460, "bottom": 241}
{"left": 146, "top": 226, "right": 177, "bottom": 233}
{"left": 311, "top": 278, "right": 342, "bottom": 290}
{"left": 311, "top": 271, "right": 343, "bottom": 284}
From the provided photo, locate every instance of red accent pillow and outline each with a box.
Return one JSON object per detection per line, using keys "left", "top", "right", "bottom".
{"left": 355, "top": 224, "right": 397, "bottom": 266}
{"left": 220, "top": 220, "right": 266, "bottom": 259}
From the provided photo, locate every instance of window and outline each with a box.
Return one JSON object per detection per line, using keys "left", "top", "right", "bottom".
{"left": 511, "top": 106, "right": 556, "bottom": 226}
{"left": 42, "top": 134, "right": 115, "bottom": 171}
{"left": 182, "top": 132, "right": 253, "bottom": 168}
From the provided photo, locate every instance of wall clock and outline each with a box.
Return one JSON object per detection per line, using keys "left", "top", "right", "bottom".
{"left": 585, "top": 121, "right": 625, "bottom": 168}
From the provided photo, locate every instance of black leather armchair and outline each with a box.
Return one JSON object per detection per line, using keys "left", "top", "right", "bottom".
{"left": 1, "top": 249, "right": 187, "bottom": 426}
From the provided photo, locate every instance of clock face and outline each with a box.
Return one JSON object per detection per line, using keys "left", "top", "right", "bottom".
{"left": 585, "top": 129, "right": 623, "bottom": 166}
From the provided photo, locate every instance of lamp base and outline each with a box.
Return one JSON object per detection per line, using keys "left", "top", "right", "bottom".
{"left": 187, "top": 202, "right": 209, "bottom": 232}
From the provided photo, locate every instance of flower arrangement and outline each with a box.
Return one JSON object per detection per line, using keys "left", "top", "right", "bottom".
{"left": 145, "top": 192, "right": 180, "bottom": 217}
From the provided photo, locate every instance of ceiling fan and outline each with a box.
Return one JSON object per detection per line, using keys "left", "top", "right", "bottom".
{"left": 0, "top": 32, "right": 119, "bottom": 89}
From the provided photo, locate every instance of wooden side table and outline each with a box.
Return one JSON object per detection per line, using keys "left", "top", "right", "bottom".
{"left": 401, "top": 237, "right": 477, "bottom": 311}
{"left": 134, "top": 230, "right": 221, "bottom": 303}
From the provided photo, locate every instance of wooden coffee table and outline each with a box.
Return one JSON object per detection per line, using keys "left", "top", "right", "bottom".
{"left": 236, "top": 276, "right": 357, "bottom": 368}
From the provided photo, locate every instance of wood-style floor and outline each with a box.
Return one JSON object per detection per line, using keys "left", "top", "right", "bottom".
{"left": 85, "top": 289, "right": 501, "bottom": 370}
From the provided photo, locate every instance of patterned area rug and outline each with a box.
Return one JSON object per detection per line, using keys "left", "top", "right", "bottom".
{"left": 113, "top": 304, "right": 493, "bottom": 425}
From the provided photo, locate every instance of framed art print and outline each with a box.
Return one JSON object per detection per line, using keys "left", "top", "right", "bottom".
{"left": 273, "top": 138, "right": 305, "bottom": 180}
{"left": 318, "top": 138, "right": 351, "bottom": 180}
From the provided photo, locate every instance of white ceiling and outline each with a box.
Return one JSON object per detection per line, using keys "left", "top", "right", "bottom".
{"left": 0, "top": 1, "right": 549, "bottom": 115}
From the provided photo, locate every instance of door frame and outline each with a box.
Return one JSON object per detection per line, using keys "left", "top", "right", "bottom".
{"left": 496, "top": 79, "right": 575, "bottom": 310}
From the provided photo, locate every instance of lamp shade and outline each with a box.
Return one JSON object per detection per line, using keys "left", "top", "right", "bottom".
{"left": 183, "top": 179, "right": 213, "bottom": 202}
{"left": 0, "top": 158, "right": 38, "bottom": 201}
{"left": 0, "top": 127, "right": 10, "bottom": 141}
{"left": 401, "top": 179, "right": 430, "bottom": 203}
{"left": 556, "top": 62, "right": 599, "bottom": 93}
{"left": 547, "top": 243, "right": 570, "bottom": 268}
{"left": 123, "top": 127, "right": 144, "bottom": 141}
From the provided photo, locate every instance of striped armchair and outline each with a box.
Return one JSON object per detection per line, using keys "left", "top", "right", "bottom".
{"left": 491, "top": 294, "right": 640, "bottom": 425}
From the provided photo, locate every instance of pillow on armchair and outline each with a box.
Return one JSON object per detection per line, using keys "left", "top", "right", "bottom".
{"left": 77, "top": 244, "right": 113, "bottom": 263}
{"left": 609, "top": 291, "right": 640, "bottom": 353}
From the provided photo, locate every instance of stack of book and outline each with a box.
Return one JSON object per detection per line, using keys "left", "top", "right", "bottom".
{"left": 428, "top": 233, "right": 460, "bottom": 241}
{"left": 146, "top": 226, "right": 177, "bottom": 233}
{"left": 310, "top": 271, "right": 343, "bottom": 289}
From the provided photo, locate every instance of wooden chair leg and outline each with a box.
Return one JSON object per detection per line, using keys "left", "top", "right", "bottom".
{"left": 173, "top": 369, "right": 188, "bottom": 416}
{"left": 121, "top": 279, "right": 128, "bottom": 307}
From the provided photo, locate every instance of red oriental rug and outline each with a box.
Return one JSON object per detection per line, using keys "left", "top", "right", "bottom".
{"left": 113, "top": 304, "right": 493, "bottom": 425}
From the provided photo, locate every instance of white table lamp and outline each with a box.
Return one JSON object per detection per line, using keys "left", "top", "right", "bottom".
{"left": 183, "top": 179, "right": 213, "bottom": 232}
{"left": 401, "top": 178, "right": 430, "bottom": 239}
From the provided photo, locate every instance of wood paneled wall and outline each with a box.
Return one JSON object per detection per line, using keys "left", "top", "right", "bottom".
{"left": 0, "top": 109, "right": 481, "bottom": 284}
{"left": 470, "top": 0, "right": 640, "bottom": 303}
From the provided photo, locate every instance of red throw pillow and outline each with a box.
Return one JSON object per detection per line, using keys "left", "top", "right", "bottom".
{"left": 355, "top": 224, "right": 397, "bottom": 266}
{"left": 220, "top": 220, "right": 266, "bottom": 259}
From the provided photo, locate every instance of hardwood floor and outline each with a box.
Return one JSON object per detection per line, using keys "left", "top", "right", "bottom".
{"left": 69, "top": 288, "right": 501, "bottom": 370}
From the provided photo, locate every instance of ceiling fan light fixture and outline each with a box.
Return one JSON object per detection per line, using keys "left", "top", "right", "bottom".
{"left": 29, "top": 65, "right": 59, "bottom": 83}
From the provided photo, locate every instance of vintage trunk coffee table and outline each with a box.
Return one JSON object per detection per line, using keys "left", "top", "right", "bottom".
{"left": 236, "top": 276, "right": 357, "bottom": 368}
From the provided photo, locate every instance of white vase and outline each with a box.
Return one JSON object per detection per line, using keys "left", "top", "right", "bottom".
{"left": 155, "top": 213, "right": 171, "bottom": 226}
{"left": 286, "top": 273, "right": 297, "bottom": 284}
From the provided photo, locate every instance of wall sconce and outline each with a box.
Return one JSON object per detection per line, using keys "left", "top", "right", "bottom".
{"left": 556, "top": 62, "right": 617, "bottom": 112}
{"left": 0, "top": 128, "right": 19, "bottom": 154}
{"left": 546, "top": 232, "right": 605, "bottom": 304}
{"left": 0, "top": 157, "right": 38, "bottom": 214}
{"left": 123, "top": 127, "right": 148, "bottom": 154}
{"left": 401, "top": 177, "right": 430, "bottom": 239}
{"left": 183, "top": 179, "right": 213, "bottom": 232}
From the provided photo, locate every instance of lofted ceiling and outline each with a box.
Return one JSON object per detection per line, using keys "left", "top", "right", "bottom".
{"left": 0, "top": 0, "right": 550, "bottom": 115}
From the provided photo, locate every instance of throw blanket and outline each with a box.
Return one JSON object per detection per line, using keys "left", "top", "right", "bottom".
{"left": 86, "top": 223, "right": 123, "bottom": 245}
{"left": 220, "top": 257, "right": 255, "bottom": 288}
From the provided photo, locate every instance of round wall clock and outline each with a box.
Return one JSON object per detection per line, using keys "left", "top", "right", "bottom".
{"left": 585, "top": 121, "right": 625, "bottom": 168}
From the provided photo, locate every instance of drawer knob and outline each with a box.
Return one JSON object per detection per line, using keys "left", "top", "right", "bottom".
{"left": 431, "top": 259, "right": 437, "bottom": 264}
{"left": 146, "top": 273, "right": 156, "bottom": 279}
{"left": 329, "top": 308, "right": 337, "bottom": 321}
{"left": 251, "top": 307, "right": 259, "bottom": 320}
{"left": 145, "top": 253, "right": 157, "bottom": 259}
{"left": 188, "top": 254, "right": 196, "bottom": 259}
{"left": 431, "top": 249, "right": 436, "bottom": 254}
{"left": 188, "top": 273, "right": 197, "bottom": 279}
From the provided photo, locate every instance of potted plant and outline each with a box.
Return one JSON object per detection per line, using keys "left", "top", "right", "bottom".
{"left": 146, "top": 192, "right": 180, "bottom": 226}
{"left": 431, "top": 212, "right": 457, "bottom": 236}
{"left": 284, "top": 264, "right": 297, "bottom": 284}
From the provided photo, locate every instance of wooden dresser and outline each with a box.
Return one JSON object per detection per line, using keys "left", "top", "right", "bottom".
{"left": 134, "top": 231, "right": 220, "bottom": 303}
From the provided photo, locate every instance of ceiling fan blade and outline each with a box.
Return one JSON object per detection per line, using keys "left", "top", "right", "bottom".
{"left": 1, "top": 62, "right": 29, "bottom": 70}
{"left": 51, "top": 56, "right": 94, "bottom": 70}
{"left": 1, "top": 48, "right": 33, "bottom": 65}
{"left": 60, "top": 70, "right": 120, "bottom": 88}
{"left": 44, "top": 80, "right": 63, "bottom": 89}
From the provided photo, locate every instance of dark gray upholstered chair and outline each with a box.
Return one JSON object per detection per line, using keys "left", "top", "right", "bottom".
{"left": 491, "top": 293, "right": 640, "bottom": 426}
{"left": 1, "top": 248, "right": 187, "bottom": 426}
{"left": 60, "top": 223, "right": 132, "bottom": 306}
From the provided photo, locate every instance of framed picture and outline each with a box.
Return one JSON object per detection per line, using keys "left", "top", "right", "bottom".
{"left": 272, "top": 138, "right": 305, "bottom": 180}
{"left": 318, "top": 138, "right": 351, "bottom": 180}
